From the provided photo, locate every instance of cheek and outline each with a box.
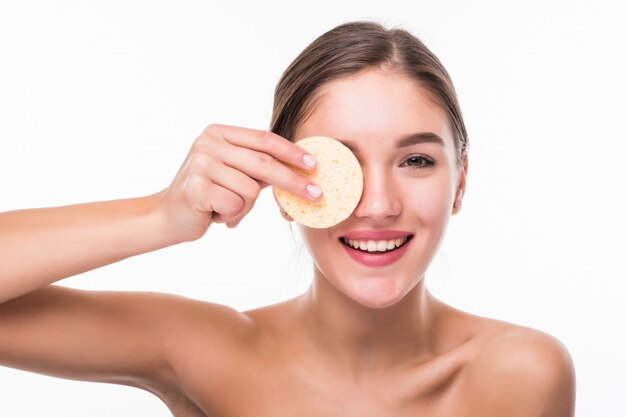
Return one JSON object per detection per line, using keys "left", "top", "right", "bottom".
{"left": 298, "top": 227, "right": 329, "bottom": 261}
{"left": 402, "top": 176, "right": 453, "bottom": 223}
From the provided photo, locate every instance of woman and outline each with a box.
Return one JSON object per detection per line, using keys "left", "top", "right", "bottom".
{"left": 0, "top": 21, "right": 575, "bottom": 416}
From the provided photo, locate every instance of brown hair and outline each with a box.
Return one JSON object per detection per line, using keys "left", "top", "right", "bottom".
{"left": 270, "top": 21, "right": 469, "bottom": 169}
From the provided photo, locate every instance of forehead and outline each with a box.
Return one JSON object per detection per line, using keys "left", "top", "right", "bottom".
{"left": 294, "top": 68, "right": 453, "bottom": 149}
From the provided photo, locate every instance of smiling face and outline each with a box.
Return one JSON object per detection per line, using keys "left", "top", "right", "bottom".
{"left": 288, "top": 67, "right": 467, "bottom": 309}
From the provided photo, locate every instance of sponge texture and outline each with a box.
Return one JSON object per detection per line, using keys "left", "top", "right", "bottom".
{"left": 274, "top": 136, "right": 363, "bottom": 228}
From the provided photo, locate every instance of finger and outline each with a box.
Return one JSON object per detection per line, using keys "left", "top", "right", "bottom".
{"left": 206, "top": 161, "right": 262, "bottom": 223}
{"left": 206, "top": 183, "right": 246, "bottom": 219}
{"left": 185, "top": 175, "right": 244, "bottom": 219}
{"left": 217, "top": 144, "right": 322, "bottom": 202}
{"left": 209, "top": 124, "right": 318, "bottom": 172}
{"left": 185, "top": 153, "right": 256, "bottom": 219}
{"left": 184, "top": 175, "right": 213, "bottom": 213}
{"left": 211, "top": 212, "right": 236, "bottom": 226}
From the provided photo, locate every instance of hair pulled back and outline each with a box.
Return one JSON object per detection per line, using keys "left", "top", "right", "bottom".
{"left": 270, "top": 21, "right": 469, "bottom": 169}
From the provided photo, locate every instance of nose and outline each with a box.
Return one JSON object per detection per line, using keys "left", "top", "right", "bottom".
{"left": 352, "top": 165, "right": 402, "bottom": 221}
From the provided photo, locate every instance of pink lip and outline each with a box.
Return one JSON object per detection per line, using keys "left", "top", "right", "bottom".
{"left": 341, "top": 230, "right": 413, "bottom": 240}
{"left": 340, "top": 236, "right": 413, "bottom": 267}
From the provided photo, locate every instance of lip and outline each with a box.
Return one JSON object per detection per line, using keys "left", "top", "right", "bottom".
{"left": 340, "top": 230, "right": 413, "bottom": 240}
{"left": 340, "top": 235, "right": 413, "bottom": 267}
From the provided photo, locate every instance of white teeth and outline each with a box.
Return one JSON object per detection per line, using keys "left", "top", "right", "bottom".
{"left": 342, "top": 237, "right": 409, "bottom": 253}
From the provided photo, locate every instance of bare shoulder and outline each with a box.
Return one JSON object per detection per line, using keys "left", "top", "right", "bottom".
{"left": 134, "top": 290, "right": 258, "bottom": 361}
{"left": 116, "top": 291, "right": 258, "bottom": 414}
{"left": 461, "top": 322, "right": 576, "bottom": 417}
{"left": 145, "top": 290, "right": 255, "bottom": 333}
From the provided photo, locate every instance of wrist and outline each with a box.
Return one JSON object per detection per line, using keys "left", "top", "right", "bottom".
{"left": 142, "top": 190, "right": 184, "bottom": 248}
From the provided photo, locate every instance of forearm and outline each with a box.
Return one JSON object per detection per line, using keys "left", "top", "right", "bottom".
{"left": 0, "top": 191, "right": 175, "bottom": 303}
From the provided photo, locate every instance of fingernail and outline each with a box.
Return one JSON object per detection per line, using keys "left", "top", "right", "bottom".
{"left": 302, "top": 154, "right": 317, "bottom": 169}
{"left": 307, "top": 184, "right": 322, "bottom": 199}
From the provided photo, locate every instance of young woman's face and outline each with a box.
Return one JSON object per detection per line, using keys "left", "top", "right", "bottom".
{"left": 292, "top": 68, "right": 466, "bottom": 309}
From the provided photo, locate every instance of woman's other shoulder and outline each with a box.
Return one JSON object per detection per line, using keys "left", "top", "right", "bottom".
{"left": 462, "top": 320, "right": 576, "bottom": 417}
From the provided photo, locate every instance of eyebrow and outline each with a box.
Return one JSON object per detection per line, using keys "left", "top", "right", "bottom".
{"left": 337, "top": 132, "right": 445, "bottom": 153}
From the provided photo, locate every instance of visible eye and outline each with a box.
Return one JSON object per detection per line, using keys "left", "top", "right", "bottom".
{"left": 401, "top": 155, "right": 436, "bottom": 170}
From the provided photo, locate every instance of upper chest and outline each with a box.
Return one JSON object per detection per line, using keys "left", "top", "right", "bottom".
{"left": 159, "top": 301, "right": 510, "bottom": 417}
{"left": 171, "top": 335, "right": 476, "bottom": 417}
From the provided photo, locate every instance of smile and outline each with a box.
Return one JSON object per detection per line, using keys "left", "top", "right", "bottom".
{"left": 339, "top": 235, "right": 414, "bottom": 267}
{"left": 339, "top": 236, "right": 413, "bottom": 253}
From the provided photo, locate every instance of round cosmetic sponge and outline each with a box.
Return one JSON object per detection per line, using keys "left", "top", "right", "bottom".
{"left": 274, "top": 136, "right": 363, "bottom": 228}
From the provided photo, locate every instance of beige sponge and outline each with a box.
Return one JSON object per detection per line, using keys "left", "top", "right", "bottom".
{"left": 274, "top": 136, "right": 363, "bottom": 228}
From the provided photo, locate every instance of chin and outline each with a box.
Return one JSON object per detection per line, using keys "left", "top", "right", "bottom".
{"left": 347, "top": 277, "right": 410, "bottom": 309}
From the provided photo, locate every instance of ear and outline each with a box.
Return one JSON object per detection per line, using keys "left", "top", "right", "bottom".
{"left": 271, "top": 186, "right": 294, "bottom": 222}
{"left": 452, "top": 153, "right": 468, "bottom": 215}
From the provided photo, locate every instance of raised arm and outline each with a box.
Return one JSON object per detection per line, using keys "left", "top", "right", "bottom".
{"left": 0, "top": 193, "right": 170, "bottom": 304}
{"left": 0, "top": 124, "right": 320, "bottom": 304}
{"left": 0, "top": 124, "right": 320, "bottom": 390}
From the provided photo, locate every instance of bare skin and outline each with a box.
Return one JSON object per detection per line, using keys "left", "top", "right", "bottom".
{"left": 0, "top": 69, "right": 575, "bottom": 416}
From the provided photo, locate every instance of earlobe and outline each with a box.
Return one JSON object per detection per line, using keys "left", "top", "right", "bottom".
{"left": 452, "top": 199, "right": 462, "bottom": 214}
{"left": 452, "top": 154, "right": 468, "bottom": 215}
{"left": 279, "top": 207, "right": 294, "bottom": 222}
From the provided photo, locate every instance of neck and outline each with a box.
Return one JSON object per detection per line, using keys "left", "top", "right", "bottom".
{"left": 296, "top": 269, "right": 441, "bottom": 375}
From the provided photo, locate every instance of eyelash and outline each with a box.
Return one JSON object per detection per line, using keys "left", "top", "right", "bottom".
{"left": 401, "top": 155, "right": 436, "bottom": 170}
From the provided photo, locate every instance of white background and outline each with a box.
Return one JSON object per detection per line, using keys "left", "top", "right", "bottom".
{"left": 1, "top": 0, "right": 624, "bottom": 415}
